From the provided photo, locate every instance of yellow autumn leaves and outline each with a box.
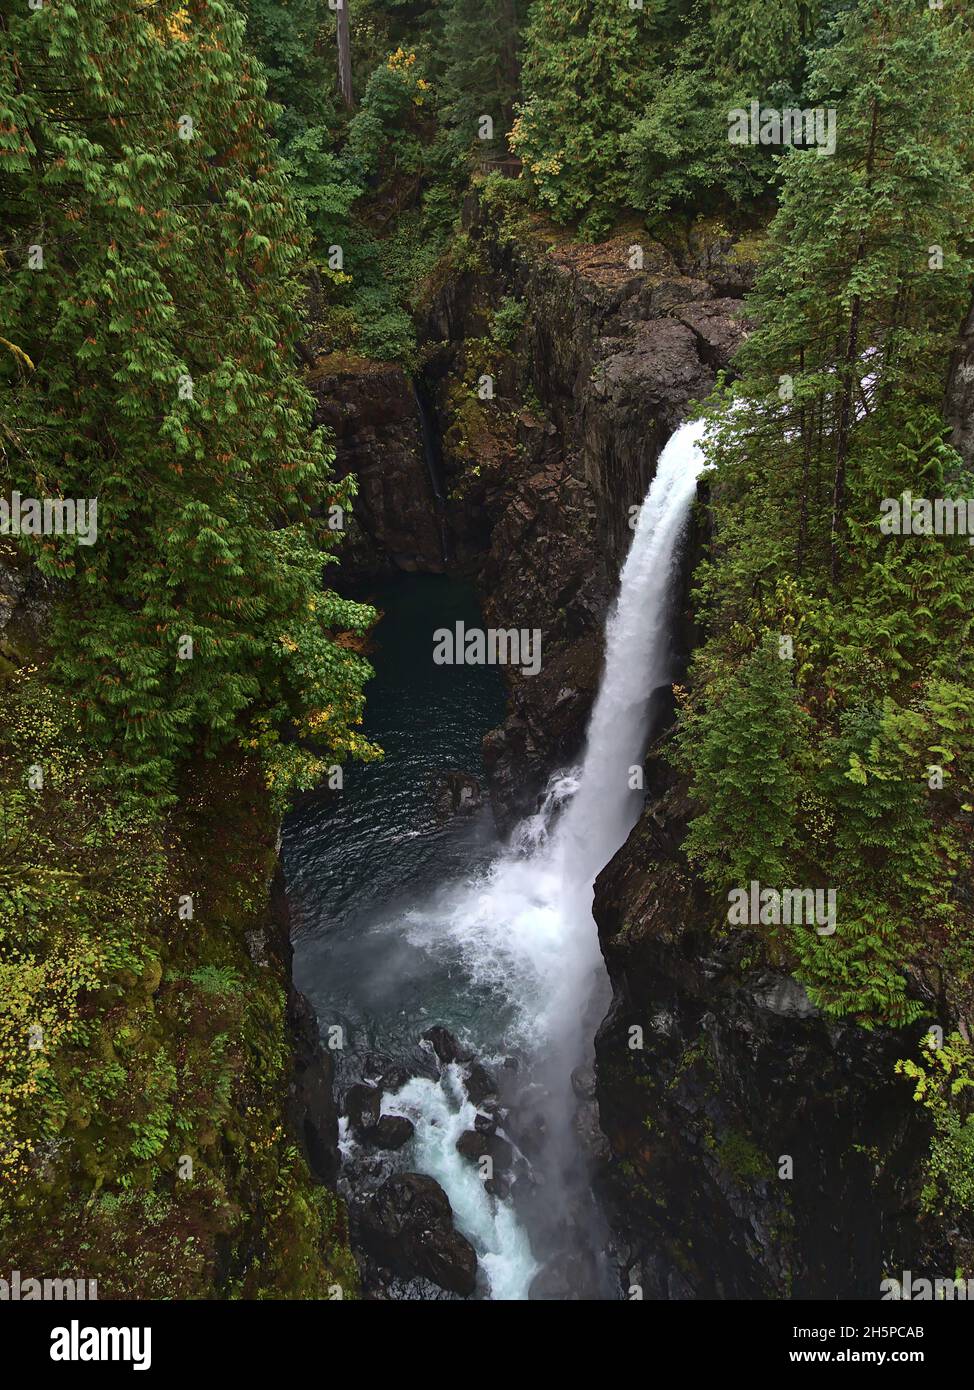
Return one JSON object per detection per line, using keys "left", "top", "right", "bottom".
{"left": 386, "top": 48, "right": 431, "bottom": 106}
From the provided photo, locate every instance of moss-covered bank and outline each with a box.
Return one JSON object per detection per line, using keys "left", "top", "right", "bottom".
{"left": 0, "top": 568, "right": 356, "bottom": 1298}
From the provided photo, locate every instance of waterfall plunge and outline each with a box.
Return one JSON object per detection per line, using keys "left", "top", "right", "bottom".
{"left": 382, "top": 419, "right": 710, "bottom": 1297}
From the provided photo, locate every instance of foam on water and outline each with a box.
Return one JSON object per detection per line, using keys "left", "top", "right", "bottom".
{"left": 381, "top": 1069, "right": 538, "bottom": 1301}
{"left": 375, "top": 419, "right": 709, "bottom": 1298}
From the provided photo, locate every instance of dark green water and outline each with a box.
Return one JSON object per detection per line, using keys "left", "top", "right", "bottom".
{"left": 283, "top": 575, "right": 508, "bottom": 1087}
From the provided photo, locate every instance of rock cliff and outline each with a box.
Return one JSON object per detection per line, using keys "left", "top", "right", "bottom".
{"left": 591, "top": 738, "right": 950, "bottom": 1299}
{"left": 296, "top": 199, "right": 971, "bottom": 1299}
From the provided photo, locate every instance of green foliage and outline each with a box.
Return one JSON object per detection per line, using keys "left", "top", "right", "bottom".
{"left": 0, "top": 670, "right": 356, "bottom": 1296}
{"left": 710, "top": 0, "right": 814, "bottom": 89}
{"left": 242, "top": 2, "right": 469, "bottom": 365}
{"left": 511, "top": 0, "right": 821, "bottom": 233}
{"left": 623, "top": 67, "right": 766, "bottom": 222}
{"left": 436, "top": 0, "right": 526, "bottom": 156}
{"left": 897, "top": 1035, "right": 974, "bottom": 1220}
{"left": 490, "top": 294, "right": 527, "bottom": 350}
{"left": 0, "top": 0, "right": 378, "bottom": 802}
{"left": 0, "top": 0, "right": 364, "bottom": 1296}
{"left": 677, "top": 634, "right": 811, "bottom": 893}
{"left": 239, "top": 0, "right": 339, "bottom": 133}
{"left": 510, "top": 0, "right": 658, "bottom": 235}
{"left": 716, "top": 1129, "right": 772, "bottom": 1184}
{"left": 344, "top": 48, "right": 433, "bottom": 180}
{"left": 677, "top": 0, "right": 974, "bottom": 1027}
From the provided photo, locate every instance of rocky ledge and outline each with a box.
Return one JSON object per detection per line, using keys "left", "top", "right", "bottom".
{"left": 423, "top": 214, "right": 751, "bottom": 827}
{"left": 306, "top": 354, "right": 444, "bottom": 577}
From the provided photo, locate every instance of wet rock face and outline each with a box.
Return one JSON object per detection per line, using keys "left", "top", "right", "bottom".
{"left": 431, "top": 769, "right": 483, "bottom": 820}
{"left": 477, "top": 457, "right": 610, "bottom": 827}
{"left": 355, "top": 1172, "right": 479, "bottom": 1297}
{"left": 590, "top": 744, "right": 943, "bottom": 1300}
{"left": 343, "top": 1083, "right": 416, "bottom": 1150}
{"left": 287, "top": 988, "right": 341, "bottom": 1189}
{"left": 303, "top": 217, "right": 746, "bottom": 828}
{"left": 463, "top": 1062, "right": 497, "bottom": 1108}
{"left": 266, "top": 865, "right": 343, "bottom": 1192}
{"left": 455, "top": 1129, "right": 514, "bottom": 1193}
{"left": 0, "top": 540, "right": 58, "bottom": 675}
{"left": 337, "top": 1027, "right": 535, "bottom": 1298}
{"left": 502, "top": 233, "right": 746, "bottom": 578}
{"left": 345, "top": 1083, "right": 382, "bottom": 1136}
{"left": 306, "top": 358, "right": 443, "bottom": 577}
{"left": 368, "top": 1115, "right": 415, "bottom": 1150}
{"left": 420, "top": 1025, "right": 472, "bottom": 1066}
{"left": 424, "top": 223, "right": 746, "bottom": 826}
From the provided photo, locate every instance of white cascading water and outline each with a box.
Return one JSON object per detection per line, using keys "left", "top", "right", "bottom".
{"left": 375, "top": 419, "right": 709, "bottom": 1298}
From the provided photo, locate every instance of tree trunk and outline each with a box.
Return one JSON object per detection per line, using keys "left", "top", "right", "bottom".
{"left": 796, "top": 331, "right": 810, "bottom": 574}
{"left": 336, "top": 0, "right": 353, "bottom": 110}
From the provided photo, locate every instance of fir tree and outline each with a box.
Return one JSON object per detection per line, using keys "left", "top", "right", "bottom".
{"left": 677, "top": 0, "right": 974, "bottom": 1028}
{"left": 436, "top": 0, "right": 526, "bottom": 156}
{"left": 678, "top": 634, "right": 811, "bottom": 895}
{"left": 509, "top": 0, "right": 658, "bottom": 236}
{"left": 0, "top": 0, "right": 378, "bottom": 799}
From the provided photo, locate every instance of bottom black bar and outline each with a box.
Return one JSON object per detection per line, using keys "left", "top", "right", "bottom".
{"left": 1, "top": 1297, "right": 966, "bottom": 1374}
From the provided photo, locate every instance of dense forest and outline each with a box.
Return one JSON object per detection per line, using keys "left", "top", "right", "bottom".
{"left": 1, "top": 0, "right": 973, "bottom": 1309}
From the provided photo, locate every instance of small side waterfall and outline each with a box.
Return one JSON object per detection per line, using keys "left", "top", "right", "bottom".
{"left": 377, "top": 418, "right": 710, "bottom": 1297}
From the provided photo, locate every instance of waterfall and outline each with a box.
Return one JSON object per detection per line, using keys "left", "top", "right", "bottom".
{"left": 549, "top": 415, "right": 711, "bottom": 1021}
{"left": 559, "top": 419, "right": 709, "bottom": 865}
{"left": 371, "top": 418, "right": 710, "bottom": 1297}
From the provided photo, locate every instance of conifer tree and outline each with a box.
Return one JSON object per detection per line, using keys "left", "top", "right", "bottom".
{"left": 727, "top": 0, "right": 974, "bottom": 581}
{"left": 710, "top": 0, "right": 814, "bottom": 90}
{"left": 509, "top": 0, "right": 657, "bottom": 236}
{"left": 678, "top": 635, "right": 811, "bottom": 894}
{"left": 0, "top": 0, "right": 377, "bottom": 799}
{"left": 437, "top": 0, "right": 526, "bottom": 156}
{"left": 677, "top": 0, "right": 974, "bottom": 1026}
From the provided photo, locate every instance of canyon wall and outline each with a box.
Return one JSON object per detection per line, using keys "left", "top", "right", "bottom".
{"left": 316, "top": 204, "right": 747, "bottom": 825}
{"left": 591, "top": 740, "right": 947, "bottom": 1298}
{"left": 308, "top": 192, "right": 970, "bottom": 1297}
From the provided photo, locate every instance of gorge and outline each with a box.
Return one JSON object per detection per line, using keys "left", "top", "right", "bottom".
{"left": 285, "top": 417, "right": 709, "bottom": 1298}
{"left": 4, "top": 0, "right": 973, "bottom": 1319}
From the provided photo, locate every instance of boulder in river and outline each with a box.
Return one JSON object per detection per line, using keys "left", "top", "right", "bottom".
{"left": 344, "top": 1082, "right": 382, "bottom": 1136}
{"left": 571, "top": 1064, "right": 596, "bottom": 1100}
{"left": 474, "top": 1107, "right": 499, "bottom": 1135}
{"left": 421, "top": 1025, "right": 472, "bottom": 1066}
{"left": 455, "top": 1128, "right": 516, "bottom": 1199}
{"left": 378, "top": 1063, "right": 413, "bottom": 1094}
{"left": 463, "top": 1061, "right": 497, "bottom": 1106}
{"left": 357, "top": 1173, "right": 478, "bottom": 1297}
{"left": 431, "top": 769, "right": 483, "bottom": 820}
{"left": 456, "top": 1128, "right": 514, "bottom": 1171}
{"left": 367, "top": 1115, "right": 415, "bottom": 1150}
